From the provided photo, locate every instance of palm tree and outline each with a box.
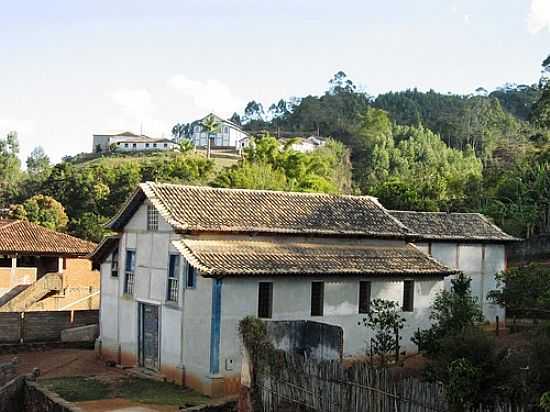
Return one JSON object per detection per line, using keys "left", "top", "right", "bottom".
{"left": 201, "top": 114, "right": 220, "bottom": 159}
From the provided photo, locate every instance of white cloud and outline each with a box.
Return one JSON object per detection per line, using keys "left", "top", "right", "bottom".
{"left": 168, "top": 74, "right": 244, "bottom": 118}
{"left": 108, "top": 88, "right": 166, "bottom": 137}
{"left": 528, "top": 0, "right": 550, "bottom": 34}
{"left": 110, "top": 88, "right": 155, "bottom": 121}
{"left": 463, "top": 14, "right": 471, "bottom": 25}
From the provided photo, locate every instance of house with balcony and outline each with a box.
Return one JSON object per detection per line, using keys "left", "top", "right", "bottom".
{"left": 0, "top": 220, "right": 98, "bottom": 311}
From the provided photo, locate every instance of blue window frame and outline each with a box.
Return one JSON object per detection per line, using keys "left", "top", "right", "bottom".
{"left": 167, "top": 254, "right": 180, "bottom": 302}
{"left": 124, "top": 250, "right": 136, "bottom": 295}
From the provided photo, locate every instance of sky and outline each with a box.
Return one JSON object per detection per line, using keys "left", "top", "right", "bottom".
{"left": 0, "top": 0, "right": 549, "bottom": 163}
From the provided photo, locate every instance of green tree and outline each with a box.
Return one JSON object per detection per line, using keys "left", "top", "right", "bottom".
{"left": 531, "top": 55, "right": 550, "bottom": 129}
{"left": 201, "top": 114, "right": 220, "bottom": 158}
{"left": 11, "top": 194, "right": 69, "bottom": 231}
{"left": 488, "top": 264, "right": 550, "bottom": 319}
{"left": 171, "top": 123, "right": 190, "bottom": 141}
{"left": 359, "top": 299, "right": 405, "bottom": 366}
{"left": 0, "top": 131, "right": 22, "bottom": 206}
{"left": 413, "top": 273, "right": 483, "bottom": 355}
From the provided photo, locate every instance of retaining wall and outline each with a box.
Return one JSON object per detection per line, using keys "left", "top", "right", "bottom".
{"left": 0, "top": 310, "right": 98, "bottom": 344}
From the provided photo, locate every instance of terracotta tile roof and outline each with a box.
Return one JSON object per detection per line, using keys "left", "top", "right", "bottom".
{"left": 109, "top": 183, "right": 412, "bottom": 238}
{"left": 172, "top": 236, "right": 456, "bottom": 277}
{"left": 0, "top": 220, "right": 96, "bottom": 256}
{"left": 390, "top": 211, "right": 520, "bottom": 242}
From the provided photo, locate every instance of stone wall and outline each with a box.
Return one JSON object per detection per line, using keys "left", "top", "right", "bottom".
{"left": 0, "top": 310, "right": 98, "bottom": 344}
{"left": 23, "top": 381, "right": 84, "bottom": 412}
{"left": 0, "top": 378, "right": 84, "bottom": 412}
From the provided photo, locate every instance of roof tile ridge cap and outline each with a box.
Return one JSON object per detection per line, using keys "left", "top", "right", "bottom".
{"left": 0, "top": 220, "right": 20, "bottom": 231}
{"left": 173, "top": 239, "right": 213, "bottom": 275}
{"left": 153, "top": 182, "right": 378, "bottom": 200}
{"left": 407, "top": 242, "right": 458, "bottom": 273}
{"left": 390, "top": 210, "right": 481, "bottom": 215}
{"left": 143, "top": 182, "right": 187, "bottom": 231}
{"left": 369, "top": 198, "right": 416, "bottom": 235}
{"left": 476, "top": 213, "right": 521, "bottom": 240}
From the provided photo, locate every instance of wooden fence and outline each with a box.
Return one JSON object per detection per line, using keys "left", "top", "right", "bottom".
{"left": 253, "top": 352, "right": 524, "bottom": 412}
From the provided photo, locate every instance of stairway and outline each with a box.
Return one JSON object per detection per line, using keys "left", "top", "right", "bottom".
{"left": 0, "top": 273, "right": 63, "bottom": 312}
{"left": 0, "top": 285, "right": 29, "bottom": 307}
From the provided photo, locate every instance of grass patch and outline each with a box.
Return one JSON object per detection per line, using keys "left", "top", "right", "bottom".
{"left": 40, "top": 376, "right": 209, "bottom": 407}
{"left": 40, "top": 377, "right": 110, "bottom": 402}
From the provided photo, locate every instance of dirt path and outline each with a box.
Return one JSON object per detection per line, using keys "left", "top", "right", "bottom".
{"left": 0, "top": 348, "right": 124, "bottom": 378}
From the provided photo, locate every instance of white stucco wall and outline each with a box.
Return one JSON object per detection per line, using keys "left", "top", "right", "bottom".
{"left": 217, "top": 260, "right": 445, "bottom": 379}
{"left": 99, "top": 201, "right": 216, "bottom": 389}
{"left": 415, "top": 241, "right": 506, "bottom": 322}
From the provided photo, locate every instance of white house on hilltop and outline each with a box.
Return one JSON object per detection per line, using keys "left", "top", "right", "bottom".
{"left": 92, "top": 132, "right": 178, "bottom": 153}
{"left": 188, "top": 113, "right": 250, "bottom": 151}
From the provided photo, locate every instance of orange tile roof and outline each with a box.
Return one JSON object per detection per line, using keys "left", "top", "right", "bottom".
{"left": 0, "top": 220, "right": 96, "bottom": 257}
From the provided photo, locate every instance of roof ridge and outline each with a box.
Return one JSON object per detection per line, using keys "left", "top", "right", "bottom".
{"left": 390, "top": 210, "right": 485, "bottom": 216}
{"left": 144, "top": 181, "right": 379, "bottom": 201}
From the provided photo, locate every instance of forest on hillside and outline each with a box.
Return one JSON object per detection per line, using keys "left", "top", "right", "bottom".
{"left": 0, "top": 55, "right": 549, "bottom": 243}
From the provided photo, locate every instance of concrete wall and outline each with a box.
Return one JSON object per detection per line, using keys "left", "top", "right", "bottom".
{"left": 415, "top": 241, "right": 505, "bottom": 322}
{"left": 0, "top": 310, "right": 98, "bottom": 343}
{"left": 266, "top": 320, "right": 343, "bottom": 360}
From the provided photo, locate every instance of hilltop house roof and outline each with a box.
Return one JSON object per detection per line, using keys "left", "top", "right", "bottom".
{"left": 390, "top": 211, "right": 520, "bottom": 242}
{"left": 108, "top": 182, "right": 413, "bottom": 238}
{"left": 172, "top": 236, "right": 457, "bottom": 278}
{"left": 194, "top": 113, "right": 250, "bottom": 135}
{"left": 0, "top": 220, "right": 96, "bottom": 257}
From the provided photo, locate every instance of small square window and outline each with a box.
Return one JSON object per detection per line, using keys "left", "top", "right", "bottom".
{"left": 164, "top": 143, "right": 168, "bottom": 148}
{"left": 145, "top": 143, "right": 150, "bottom": 148}
{"left": 132, "top": 143, "right": 137, "bottom": 148}
{"left": 153, "top": 143, "right": 157, "bottom": 148}
{"left": 147, "top": 205, "right": 159, "bottom": 231}
{"left": 124, "top": 143, "right": 129, "bottom": 148}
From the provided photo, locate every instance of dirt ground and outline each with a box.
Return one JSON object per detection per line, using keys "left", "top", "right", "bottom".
{"left": 74, "top": 398, "right": 179, "bottom": 412}
{"left": 0, "top": 348, "right": 123, "bottom": 379}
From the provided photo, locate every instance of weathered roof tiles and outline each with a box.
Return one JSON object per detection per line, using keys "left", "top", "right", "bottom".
{"left": 109, "top": 182, "right": 413, "bottom": 238}
{"left": 0, "top": 219, "right": 96, "bottom": 257}
{"left": 390, "top": 211, "right": 520, "bottom": 242}
{"left": 172, "top": 237, "right": 457, "bottom": 277}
